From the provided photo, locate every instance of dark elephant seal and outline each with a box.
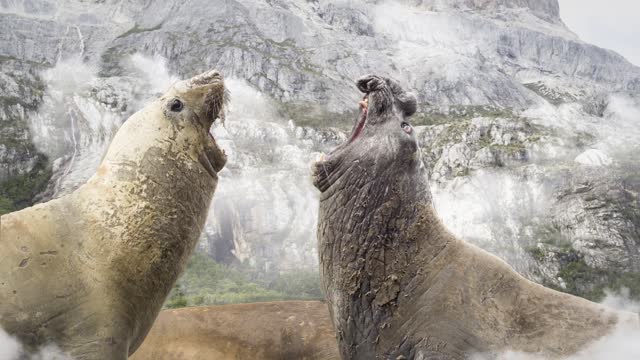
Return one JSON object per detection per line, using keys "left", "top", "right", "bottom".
{"left": 312, "top": 75, "right": 638, "bottom": 359}
{"left": 129, "top": 301, "right": 340, "bottom": 360}
{"left": 0, "top": 70, "right": 228, "bottom": 359}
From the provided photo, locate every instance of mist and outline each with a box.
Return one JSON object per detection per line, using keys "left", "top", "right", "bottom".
{"left": 127, "top": 54, "right": 179, "bottom": 96}
{"left": 27, "top": 54, "right": 182, "bottom": 197}
{"left": 26, "top": 46, "right": 640, "bottom": 280}
{"left": 28, "top": 57, "right": 121, "bottom": 196}
{"left": 472, "top": 291, "right": 640, "bottom": 359}
{"left": 431, "top": 168, "right": 550, "bottom": 275}
{"left": 201, "top": 77, "right": 329, "bottom": 271}
{"left": 0, "top": 328, "right": 71, "bottom": 360}
{"left": 24, "top": 53, "right": 332, "bottom": 272}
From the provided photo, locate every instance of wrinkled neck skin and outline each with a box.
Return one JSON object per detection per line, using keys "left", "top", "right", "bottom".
{"left": 317, "top": 141, "right": 447, "bottom": 359}
{"left": 315, "top": 75, "right": 453, "bottom": 359}
{"left": 317, "top": 156, "right": 453, "bottom": 359}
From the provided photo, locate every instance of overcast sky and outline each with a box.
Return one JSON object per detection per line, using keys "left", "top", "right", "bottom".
{"left": 559, "top": 0, "right": 640, "bottom": 66}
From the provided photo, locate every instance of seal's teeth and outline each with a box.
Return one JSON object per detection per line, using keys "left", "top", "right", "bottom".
{"left": 316, "top": 153, "right": 327, "bottom": 163}
{"left": 359, "top": 100, "right": 368, "bottom": 110}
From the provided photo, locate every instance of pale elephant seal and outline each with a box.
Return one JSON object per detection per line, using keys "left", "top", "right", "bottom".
{"left": 312, "top": 75, "right": 638, "bottom": 359}
{"left": 129, "top": 301, "right": 340, "bottom": 360}
{"left": 0, "top": 70, "right": 227, "bottom": 359}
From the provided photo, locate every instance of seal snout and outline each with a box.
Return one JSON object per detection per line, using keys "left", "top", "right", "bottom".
{"left": 356, "top": 75, "right": 386, "bottom": 94}
{"left": 179, "top": 69, "right": 229, "bottom": 180}
{"left": 182, "top": 69, "right": 227, "bottom": 124}
{"left": 312, "top": 75, "right": 418, "bottom": 193}
{"left": 189, "top": 70, "right": 223, "bottom": 87}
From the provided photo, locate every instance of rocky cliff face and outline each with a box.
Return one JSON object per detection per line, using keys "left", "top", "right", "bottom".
{"left": 1, "top": 0, "right": 639, "bottom": 301}
{"left": 412, "top": 0, "right": 561, "bottom": 24}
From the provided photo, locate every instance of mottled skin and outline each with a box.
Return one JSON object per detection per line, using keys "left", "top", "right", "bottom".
{"left": 0, "top": 70, "right": 227, "bottom": 359}
{"left": 130, "top": 301, "right": 340, "bottom": 360}
{"left": 313, "top": 75, "right": 638, "bottom": 359}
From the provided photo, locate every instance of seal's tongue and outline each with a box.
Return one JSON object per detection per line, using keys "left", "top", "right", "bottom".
{"left": 314, "top": 96, "right": 369, "bottom": 165}
{"left": 312, "top": 96, "right": 369, "bottom": 191}
{"left": 349, "top": 97, "right": 368, "bottom": 145}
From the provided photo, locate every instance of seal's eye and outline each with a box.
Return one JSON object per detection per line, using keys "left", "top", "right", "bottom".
{"left": 170, "top": 99, "right": 184, "bottom": 112}
{"left": 401, "top": 122, "right": 412, "bottom": 134}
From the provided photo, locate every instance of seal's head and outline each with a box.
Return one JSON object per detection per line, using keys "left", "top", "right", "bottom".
{"left": 99, "top": 70, "right": 228, "bottom": 184}
{"left": 312, "top": 74, "right": 420, "bottom": 196}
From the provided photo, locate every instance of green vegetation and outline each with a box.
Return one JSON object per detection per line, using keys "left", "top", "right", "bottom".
{"left": 116, "top": 23, "right": 163, "bottom": 39}
{"left": 412, "top": 105, "right": 516, "bottom": 126}
{"left": 0, "top": 154, "right": 52, "bottom": 216}
{"left": 553, "top": 255, "right": 607, "bottom": 301}
{"left": 526, "top": 246, "right": 545, "bottom": 262}
{"left": 523, "top": 82, "right": 577, "bottom": 106}
{"left": 0, "top": 55, "right": 47, "bottom": 67}
{"left": 277, "top": 101, "right": 356, "bottom": 129}
{"left": 606, "top": 273, "right": 640, "bottom": 300}
{"left": 201, "top": 34, "right": 320, "bottom": 78}
{"left": 558, "top": 263, "right": 640, "bottom": 302}
{"left": 488, "top": 143, "right": 527, "bottom": 155}
{"left": 530, "top": 224, "right": 574, "bottom": 248}
{"left": 0, "top": 196, "right": 14, "bottom": 215}
{"left": 0, "top": 68, "right": 49, "bottom": 216}
{"left": 529, "top": 245, "right": 640, "bottom": 302}
{"left": 164, "top": 251, "right": 323, "bottom": 309}
{"left": 429, "top": 119, "right": 472, "bottom": 152}
{"left": 99, "top": 46, "right": 129, "bottom": 77}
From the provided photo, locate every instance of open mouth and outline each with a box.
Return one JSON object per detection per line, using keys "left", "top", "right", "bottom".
{"left": 199, "top": 137, "right": 224, "bottom": 180}
{"left": 194, "top": 71, "right": 228, "bottom": 179}
{"left": 316, "top": 95, "right": 369, "bottom": 165}
{"left": 349, "top": 95, "right": 369, "bottom": 145}
{"left": 198, "top": 109, "right": 226, "bottom": 180}
{"left": 312, "top": 95, "right": 369, "bottom": 192}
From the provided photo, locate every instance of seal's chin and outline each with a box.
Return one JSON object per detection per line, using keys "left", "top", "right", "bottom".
{"left": 312, "top": 97, "right": 369, "bottom": 192}
{"left": 199, "top": 130, "right": 226, "bottom": 180}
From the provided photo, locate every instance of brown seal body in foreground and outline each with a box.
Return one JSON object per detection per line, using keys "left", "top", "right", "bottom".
{"left": 312, "top": 75, "right": 638, "bottom": 359}
{"left": 129, "top": 301, "right": 340, "bottom": 360}
{"left": 0, "top": 70, "right": 228, "bottom": 359}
